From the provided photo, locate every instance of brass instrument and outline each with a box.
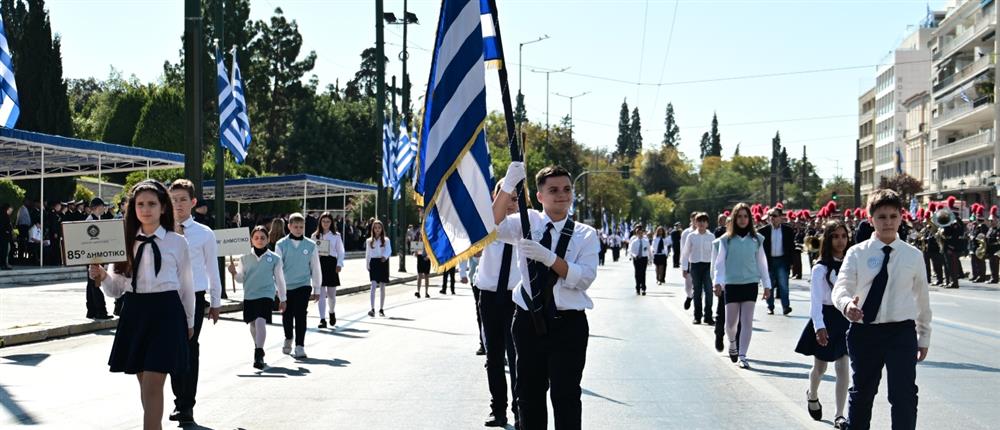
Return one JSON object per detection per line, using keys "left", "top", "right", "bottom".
{"left": 931, "top": 208, "right": 957, "bottom": 228}
{"left": 934, "top": 227, "right": 945, "bottom": 251}
{"left": 804, "top": 235, "right": 821, "bottom": 254}
{"left": 975, "top": 234, "right": 987, "bottom": 259}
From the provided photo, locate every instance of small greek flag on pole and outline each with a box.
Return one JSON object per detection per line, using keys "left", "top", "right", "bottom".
{"left": 382, "top": 118, "right": 397, "bottom": 188}
{"left": 0, "top": 18, "right": 20, "bottom": 129}
{"left": 216, "top": 45, "right": 249, "bottom": 163}
{"left": 479, "top": 0, "right": 502, "bottom": 69}
{"left": 393, "top": 121, "right": 417, "bottom": 200}
{"left": 230, "top": 48, "right": 252, "bottom": 156}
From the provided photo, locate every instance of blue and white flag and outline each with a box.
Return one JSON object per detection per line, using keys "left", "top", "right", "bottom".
{"left": 0, "top": 18, "right": 20, "bottom": 129}
{"left": 602, "top": 211, "right": 609, "bottom": 235}
{"left": 418, "top": 0, "right": 495, "bottom": 271}
{"left": 215, "top": 46, "right": 245, "bottom": 163}
{"left": 479, "top": 0, "right": 501, "bottom": 68}
{"left": 895, "top": 147, "right": 904, "bottom": 174}
{"left": 230, "top": 49, "right": 252, "bottom": 156}
{"left": 959, "top": 89, "right": 972, "bottom": 104}
{"left": 382, "top": 118, "right": 397, "bottom": 188}
{"left": 393, "top": 122, "right": 417, "bottom": 200}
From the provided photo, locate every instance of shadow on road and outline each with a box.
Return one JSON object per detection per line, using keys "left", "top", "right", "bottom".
{"left": 295, "top": 357, "right": 350, "bottom": 367}
{"left": 1, "top": 353, "right": 50, "bottom": 366}
{"left": 581, "top": 387, "right": 630, "bottom": 406}
{"left": 0, "top": 383, "right": 38, "bottom": 424}
{"left": 920, "top": 360, "right": 1000, "bottom": 373}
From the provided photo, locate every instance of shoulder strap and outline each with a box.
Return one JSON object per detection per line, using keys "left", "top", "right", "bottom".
{"left": 554, "top": 218, "right": 575, "bottom": 259}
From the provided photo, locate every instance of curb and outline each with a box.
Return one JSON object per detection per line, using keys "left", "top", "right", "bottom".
{"left": 0, "top": 273, "right": 435, "bottom": 349}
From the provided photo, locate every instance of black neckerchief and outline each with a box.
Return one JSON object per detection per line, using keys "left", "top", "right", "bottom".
{"left": 253, "top": 247, "right": 267, "bottom": 257}
{"left": 290, "top": 234, "right": 304, "bottom": 241}
{"left": 818, "top": 258, "right": 843, "bottom": 289}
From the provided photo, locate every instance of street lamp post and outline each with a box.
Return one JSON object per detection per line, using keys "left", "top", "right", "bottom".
{"left": 517, "top": 35, "right": 550, "bottom": 150}
{"left": 554, "top": 91, "right": 590, "bottom": 144}
{"left": 530, "top": 67, "right": 570, "bottom": 148}
{"left": 959, "top": 179, "right": 967, "bottom": 217}
{"left": 384, "top": 5, "right": 418, "bottom": 272}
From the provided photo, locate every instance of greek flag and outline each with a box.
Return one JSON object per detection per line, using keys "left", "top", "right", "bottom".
{"left": 0, "top": 19, "right": 19, "bottom": 129}
{"left": 393, "top": 122, "right": 417, "bottom": 200}
{"left": 230, "top": 49, "right": 252, "bottom": 156}
{"left": 216, "top": 46, "right": 250, "bottom": 163}
{"left": 418, "top": 0, "right": 495, "bottom": 271}
{"left": 960, "top": 89, "right": 972, "bottom": 104}
{"left": 382, "top": 118, "right": 397, "bottom": 188}
{"left": 602, "top": 211, "right": 609, "bottom": 235}
{"left": 479, "top": 0, "right": 501, "bottom": 68}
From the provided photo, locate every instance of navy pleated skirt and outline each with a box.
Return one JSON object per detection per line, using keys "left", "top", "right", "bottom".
{"left": 243, "top": 297, "right": 275, "bottom": 323}
{"left": 795, "top": 304, "right": 849, "bottom": 362}
{"left": 319, "top": 255, "right": 341, "bottom": 287}
{"left": 369, "top": 258, "right": 390, "bottom": 282}
{"left": 108, "top": 291, "right": 189, "bottom": 375}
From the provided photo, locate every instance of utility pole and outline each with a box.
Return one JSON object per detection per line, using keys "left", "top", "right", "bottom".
{"left": 184, "top": 0, "right": 204, "bottom": 197}
{"left": 375, "top": 0, "right": 386, "bottom": 222}
{"left": 854, "top": 139, "right": 862, "bottom": 208}
{"left": 213, "top": 0, "right": 228, "bottom": 299}
{"left": 390, "top": 75, "right": 399, "bottom": 271}
{"left": 801, "top": 145, "right": 807, "bottom": 206}
{"left": 384, "top": 4, "right": 418, "bottom": 271}
{"left": 554, "top": 91, "right": 590, "bottom": 145}
{"left": 530, "top": 67, "right": 569, "bottom": 148}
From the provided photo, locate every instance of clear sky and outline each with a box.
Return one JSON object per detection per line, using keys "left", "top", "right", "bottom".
{"left": 46, "top": 0, "right": 941, "bottom": 183}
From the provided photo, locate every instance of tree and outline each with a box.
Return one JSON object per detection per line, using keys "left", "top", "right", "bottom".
{"left": 132, "top": 86, "right": 185, "bottom": 153}
{"left": 709, "top": 112, "right": 722, "bottom": 157}
{"left": 733, "top": 143, "right": 740, "bottom": 157}
{"left": 661, "top": 102, "right": 679, "bottom": 149}
{"left": 699, "top": 132, "right": 711, "bottom": 159}
{"left": 779, "top": 147, "right": 791, "bottom": 182}
{"left": 514, "top": 92, "right": 527, "bottom": 125}
{"left": 101, "top": 86, "right": 149, "bottom": 146}
{"left": 879, "top": 173, "right": 924, "bottom": 203}
{"left": 345, "top": 47, "right": 388, "bottom": 100}
{"left": 814, "top": 177, "right": 854, "bottom": 208}
{"left": 628, "top": 107, "right": 642, "bottom": 159}
{"left": 615, "top": 99, "right": 630, "bottom": 159}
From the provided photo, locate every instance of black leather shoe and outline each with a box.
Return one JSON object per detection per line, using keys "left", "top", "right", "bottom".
{"left": 692, "top": 319, "right": 701, "bottom": 325}
{"left": 833, "top": 416, "right": 847, "bottom": 429}
{"left": 318, "top": 319, "right": 328, "bottom": 328}
{"left": 806, "top": 391, "right": 822, "bottom": 420}
{"left": 767, "top": 308, "right": 775, "bottom": 315}
{"left": 714, "top": 333, "right": 724, "bottom": 352}
{"left": 684, "top": 297, "right": 692, "bottom": 310}
{"left": 94, "top": 314, "right": 113, "bottom": 320}
{"left": 703, "top": 318, "right": 715, "bottom": 325}
{"left": 484, "top": 413, "right": 507, "bottom": 427}
{"left": 330, "top": 313, "right": 336, "bottom": 326}
{"left": 476, "top": 345, "right": 486, "bottom": 356}
{"left": 253, "top": 348, "right": 266, "bottom": 370}
{"left": 169, "top": 408, "right": 193, "bottom": 423}
{"left": 783, "top": 307, "right": 792, "bottom": 315}
{"left": 439, "top": 288, "right": 447, "bottom": 294}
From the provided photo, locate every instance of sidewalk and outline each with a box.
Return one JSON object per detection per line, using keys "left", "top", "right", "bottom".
{"left": 0, "top": 255, "right": 434, "bottom": 348}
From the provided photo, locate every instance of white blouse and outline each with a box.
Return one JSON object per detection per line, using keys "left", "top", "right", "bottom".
{"left": 316, "top": 231, "right": 346, "bottom": 267}
{"left": 100, "top": 226, "right": 196, "bottom": 328}
{"left": 809, "top": 262, "right": 838, "bottom": 330}
{"left": 365, "top": 237, "right": 392, "bottom": 265}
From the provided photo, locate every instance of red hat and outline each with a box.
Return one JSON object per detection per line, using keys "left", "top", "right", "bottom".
{"left": 853, "top": 208, "right": 862, "bottom": 218}
{"left": 753, "top": 213, "right": 762, "bottom": 223}
{"left": 802, "top": 209, "right": 812, "bottom": 218}
{"left": 927, "top": 202, "right": 936, "bottom": 212}
{"left": 775, "top": 202, "right": 784, "bottom": 209}
{"left": 946, "top": 196, "right": 957, "bottom": 208}
{"left": 991, "top": 205, "right": 998, "bottom": 220}
{"left": 723, "top": 210, "right": 731, "bottom": 217}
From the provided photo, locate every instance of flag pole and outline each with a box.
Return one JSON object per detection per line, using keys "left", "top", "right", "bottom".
{"left": 487, "top": 0, "right": 547, "bottom": 335}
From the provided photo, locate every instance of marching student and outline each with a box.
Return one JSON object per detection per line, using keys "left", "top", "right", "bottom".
{"left": 597, "top": 233, "right": 608, "bottom": 266}
{"left": 652, "top": 226, "right": 669, "bottom": 285}
{"left": 312, "top": 212, "right": 345, "bottom": 328}
{"left": 832, "top": 189, "right": 931, "bottom": 430}
{"left": 166, "top": 180, "right": 223, "bottom": 425}
{"left": 610, "top": 230, "right": 622, "bottom": 262}
{"left": 228, "top": 226, "right": 287, "bottom": 370}
{"left": 440, "top": 266, "right": 457, "bottom": 294}
{"left": 88, "top": 179, "right": 195, "bottom": 430}
{"left": 477, "top": 179, "right": 522, "bottom": 428}
{"left": 794, "top": 220, "right": 852, "bottom": 427}
{"left": 628, "top": 224, "right": 651, "bottom": 295}
{"left": 493, "top": 163, "right": 599, "bottom": 430}
{"left": 274, "top": 213, "right": 321, "bottom": 359}
{"left": 712, "top": 202, "right": 772, "bottom": 369}
{"left": 683, "top": 213, "right": 715, "bottom": 325}
{"left": 680, "top": 212, "right": 698, "bottom": 310}
{"left": 84, "top": 198, "right": 113, "bottom": 320}
{"left": 414, "top": 236, "right": 432, "bottom": 298}
{"left": 366, "top": 219, "right": 391, "bottom": 317}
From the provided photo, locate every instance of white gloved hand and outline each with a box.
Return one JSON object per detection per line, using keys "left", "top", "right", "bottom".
{"left": 518, "top": 238, "right": 557, "bottom": 267}
{"left": 501, "top": 161, "right": 526, "bottom": 194}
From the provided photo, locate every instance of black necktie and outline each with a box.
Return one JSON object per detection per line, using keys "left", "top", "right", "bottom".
{"left": 495, "top": 243, "right": 514, "bottom": 302}
{"left": 862, "top": 245, "right": 892, "bottom": 323}
{"left": 657, "top": 238, "right": 664, "bottom": 254}
{"left": 132, "top": 235, "right": 162, "bottom": 292}
{"left": 531, "top": 223, "right": 555, "bottom": 312}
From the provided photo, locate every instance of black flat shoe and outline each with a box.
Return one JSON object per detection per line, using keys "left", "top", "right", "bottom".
{"left": 684, "top": 297, "right": 692, "bottom": 310}
{"left": 379, "top": 309, "right": 385, "bottom": 317}
{"left": 641, "top": 290, "right": 646, "bottom": 296}
{"left": 476, "top": 345, "right": 486, "bottom": 355}
{"left": 783, "top": 307, "right": 793, "bottom": 315}
{"left": 330, "top": 313, "right": 336, "bottom": 326}
{"left": 806, "top": 391, "right": 822, "bottom": 420}
{"left": 714, "top": 333, "right": 724, "bottom": 352}
{"left": 415, "top": 292, "right": 421, "bottom": 298}
{"left": 169, "top": 408, "right": 193, "bottom": 423}
{"left": 253, "top": 348, "right": 266, "bottom": 370}
{"left": 767, "top": 308, "right": 775, "bottom": 315}
{"left": 318, "top": 319, "right": 328, "bottom": 329}
{"left": 703, "top": 318, "right": 715, "bottom": 325}
{"left": 692, "top": 319, "right": 701, "bottom": 325}
{"left": 833, "top": 416, "right": 847, "bottom": 429}
{"left": 425, "top": 293, "right": 430, "bottom": 298}
{"left": 368, "top": 309, "right": 375, "bottom": 317}
{"left": 484, "top": 413, "right": 507, "bottom": 427}
{"left": 439, "top": 289, "right": 447, "bottom": 294}
{"left": 728, "top": 341, "right": 738, "bottom": 363}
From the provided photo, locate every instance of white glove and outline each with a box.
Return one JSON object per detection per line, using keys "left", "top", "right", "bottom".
{"left": 518, "top": 238, "right": 557, "bottom": 267}
{"left": 501, "top": 162, "right": 526, "bottom": 194}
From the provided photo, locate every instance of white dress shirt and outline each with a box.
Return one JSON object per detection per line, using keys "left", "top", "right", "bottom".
{"left": 770, "top": 225, "right": 784, "bottom": 257}
{"left": 681, "top": 230, "right": 714, "bottom": 270}
{"left": 234, "top": 250, "right": 288, "bottom": 302}
{"left": 365, "top": 237, "right": 392, "bottom": 265}
{"left": 652, "top": 236, "right": 669, "bottom": 255}
{"left": 711, "top": 234, "right": 772, "bottom": 290}
{"left": 809, "top": 261, "right": 839, "bottom": 331}
{"left": 178, "top": 217, "right": 223, "bottom": 308}
{"left": 832, "top": 237, "right": 932, "bottom": 348}
{"left": 274, "top": 237, "right": 323, "bottom": 293}
{"left": 496, "top": 210, "right": 600, "bottom": 311}
{"left": 100, "top": 226, "right": 196, "bottom": 328}
{"left": 628, "top": 236, "right": 651, "bottom": 259}
{"left": 679, "top": 226, "right": 694, "bottom": 268}
{"left": 475, "top": 239, "right": 521, "bottom": 292}
{"left": 317, "top": 231, "right": 346, "bottom": 267}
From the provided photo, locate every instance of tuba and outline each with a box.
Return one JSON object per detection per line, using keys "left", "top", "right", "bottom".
{"left": 975, "top": 233, "right": 987, "bottom": 259}
{"left": 804, "top": 235, "right": 821, "bottom": 253}
{"left": 931, "top": 208, "right": 957, "bottom": 229}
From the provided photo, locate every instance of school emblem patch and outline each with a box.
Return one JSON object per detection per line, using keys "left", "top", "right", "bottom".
{"left": 867, "top": 256, "right": 881, "bottom": 270}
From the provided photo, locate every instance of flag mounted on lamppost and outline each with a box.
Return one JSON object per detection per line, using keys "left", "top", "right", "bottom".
{"left": 0, "top": 18, "right": 20, "bottom": 129}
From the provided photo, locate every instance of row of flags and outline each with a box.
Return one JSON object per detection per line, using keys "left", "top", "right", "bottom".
{"left": 215, "top": 45, "right": 252, "bottom": 163}
{"left": 0, "top": 19, "right": 20, "bottom": 129}
{"left": 382, "top": 119, "right": 418, "bottom": 200}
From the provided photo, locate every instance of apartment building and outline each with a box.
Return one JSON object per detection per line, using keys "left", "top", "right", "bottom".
{"left": 858, "top": 87, "right": 876, "bottom": 203}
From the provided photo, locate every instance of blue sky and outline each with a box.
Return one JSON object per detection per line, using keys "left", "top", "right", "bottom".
{"left": 46, "top": 0, "right": 941, "bottom": 182}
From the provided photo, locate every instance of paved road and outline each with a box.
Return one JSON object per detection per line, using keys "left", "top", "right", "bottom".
{"left": 1, "top": 257, "right": 996, "bottom": 429}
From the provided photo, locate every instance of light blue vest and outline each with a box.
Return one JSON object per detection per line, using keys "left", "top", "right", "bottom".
{"left": 277, "top": 237, "right": 317, "bottom": 290}
{"left": 724, "top": 233, "right": 764, "bottom": 285}
{"left": 241, "top": 251, "right": 281, "bottom": 300}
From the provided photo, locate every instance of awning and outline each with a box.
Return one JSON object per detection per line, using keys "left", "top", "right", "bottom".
{"left": 202, "top": 174, "right": 377, "bottom": 204}
{"left": 0, "top": 128, "right": 184, "bottom": 180}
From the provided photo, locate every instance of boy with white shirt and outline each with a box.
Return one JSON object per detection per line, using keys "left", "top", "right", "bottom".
{"left": 493, "top": 163, "right": 599, "bottom": 430}
{"left": 628, "top": 225, "right": 652, "bottom": 295}
{"left": 832, "top": 189, "right": 931, "bottom": 430}
{"left": 679, "top": 212, "right": 698, "bottom": 310}
{"left": 683, "top": 212, "right": 715, "bottom": 325}
{"left": 166, "top": 180, "right": 223, "bottom": 425}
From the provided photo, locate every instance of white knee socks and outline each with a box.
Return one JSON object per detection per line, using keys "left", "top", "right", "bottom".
{"left": 249, "top": 318, "right": 267, "bottom": 348}
{"left": 319, "top": 286, "right": 337, "bottom": 316}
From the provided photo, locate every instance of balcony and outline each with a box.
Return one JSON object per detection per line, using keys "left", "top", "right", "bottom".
{"left": 934, "top": 5, "right": 996, "bottom": 62}
{"left": 934, "top": 94, "right": 994, "bottom": 126}
{"left": 933, "top": 54, "right": 995, "bottom": 93}
{"left": 932, "top": 129, "right": 994, "bottom": 161}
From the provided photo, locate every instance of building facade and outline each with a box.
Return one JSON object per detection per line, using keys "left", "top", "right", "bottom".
{"left": 858, "top": 87, "right": 876, "bottom": 203}
{"left": 903, "top": 91, "right": 931, "bottom": 192}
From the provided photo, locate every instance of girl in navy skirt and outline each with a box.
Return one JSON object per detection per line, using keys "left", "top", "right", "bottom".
{"left": 229, "top": 226, "right": 287, "bottom": 369}
{"left": 414, "top": 234, "right": 432, "bottom": 298}
{"left": 795, "top": 220, "right": 851, "bottom": 428}
{"left": 366, "top": 220, "right": 391, "bottom": 317}
{"left": 312, "top": 212, "right": 345, "bottom": 328}
{"left": 89, "top": 180, "right": 195, "bottom": 430}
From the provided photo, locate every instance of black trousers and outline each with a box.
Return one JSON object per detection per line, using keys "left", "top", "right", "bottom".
{"left": 441, "top": 268, "right": 456, "bottom": 292}
{"left": 846, "top": 321, "right": 918, "bottom": 430}
{"left": 632, "top": 257, "right": 648, "bottom": 292}
{"left": 971, "top": 255, "right": 986, "bottom": 279}
{"left": 611, "top": 246, "right": 620, "bottom": 262}
{"left": 689, "top": 262, "right": 713, "bottom": 321}
{"left": 85, "top": 276, "right": 109, "bottom": 317}
{"left": 513, "top": 308, "right": 588, "bottom": 430}
{"left": 472, "top": 285, "right": 484, "bottom": 349}
{"left": 672, "top": 247, "right": 681, "bottom": 267}
{"left": 480, "top": 289, "right": 518, "bottom": 418}
{"left": 171, "top": 291, "right": 206, "bottom": 411}
{"left": 597, "top": 249, "right": 605, "bottom": 265}
{"left": 990, "top": 254, "right": 999, "bottom": 282}
{"left": 922, "top": 252, "right": 945, "bottom": 284}
{"left": 790, "top": 250, "right": 802, "bottom": 278}
{"left": 283, "top": 287, "right": 311, "bottom": 346}
{"left": 945, "top": 251, "right": 962, "bottom": 287}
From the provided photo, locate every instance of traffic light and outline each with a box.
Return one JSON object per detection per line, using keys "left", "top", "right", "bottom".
{"left": 832, "top": 191, "right": 839, "bottom": 201}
